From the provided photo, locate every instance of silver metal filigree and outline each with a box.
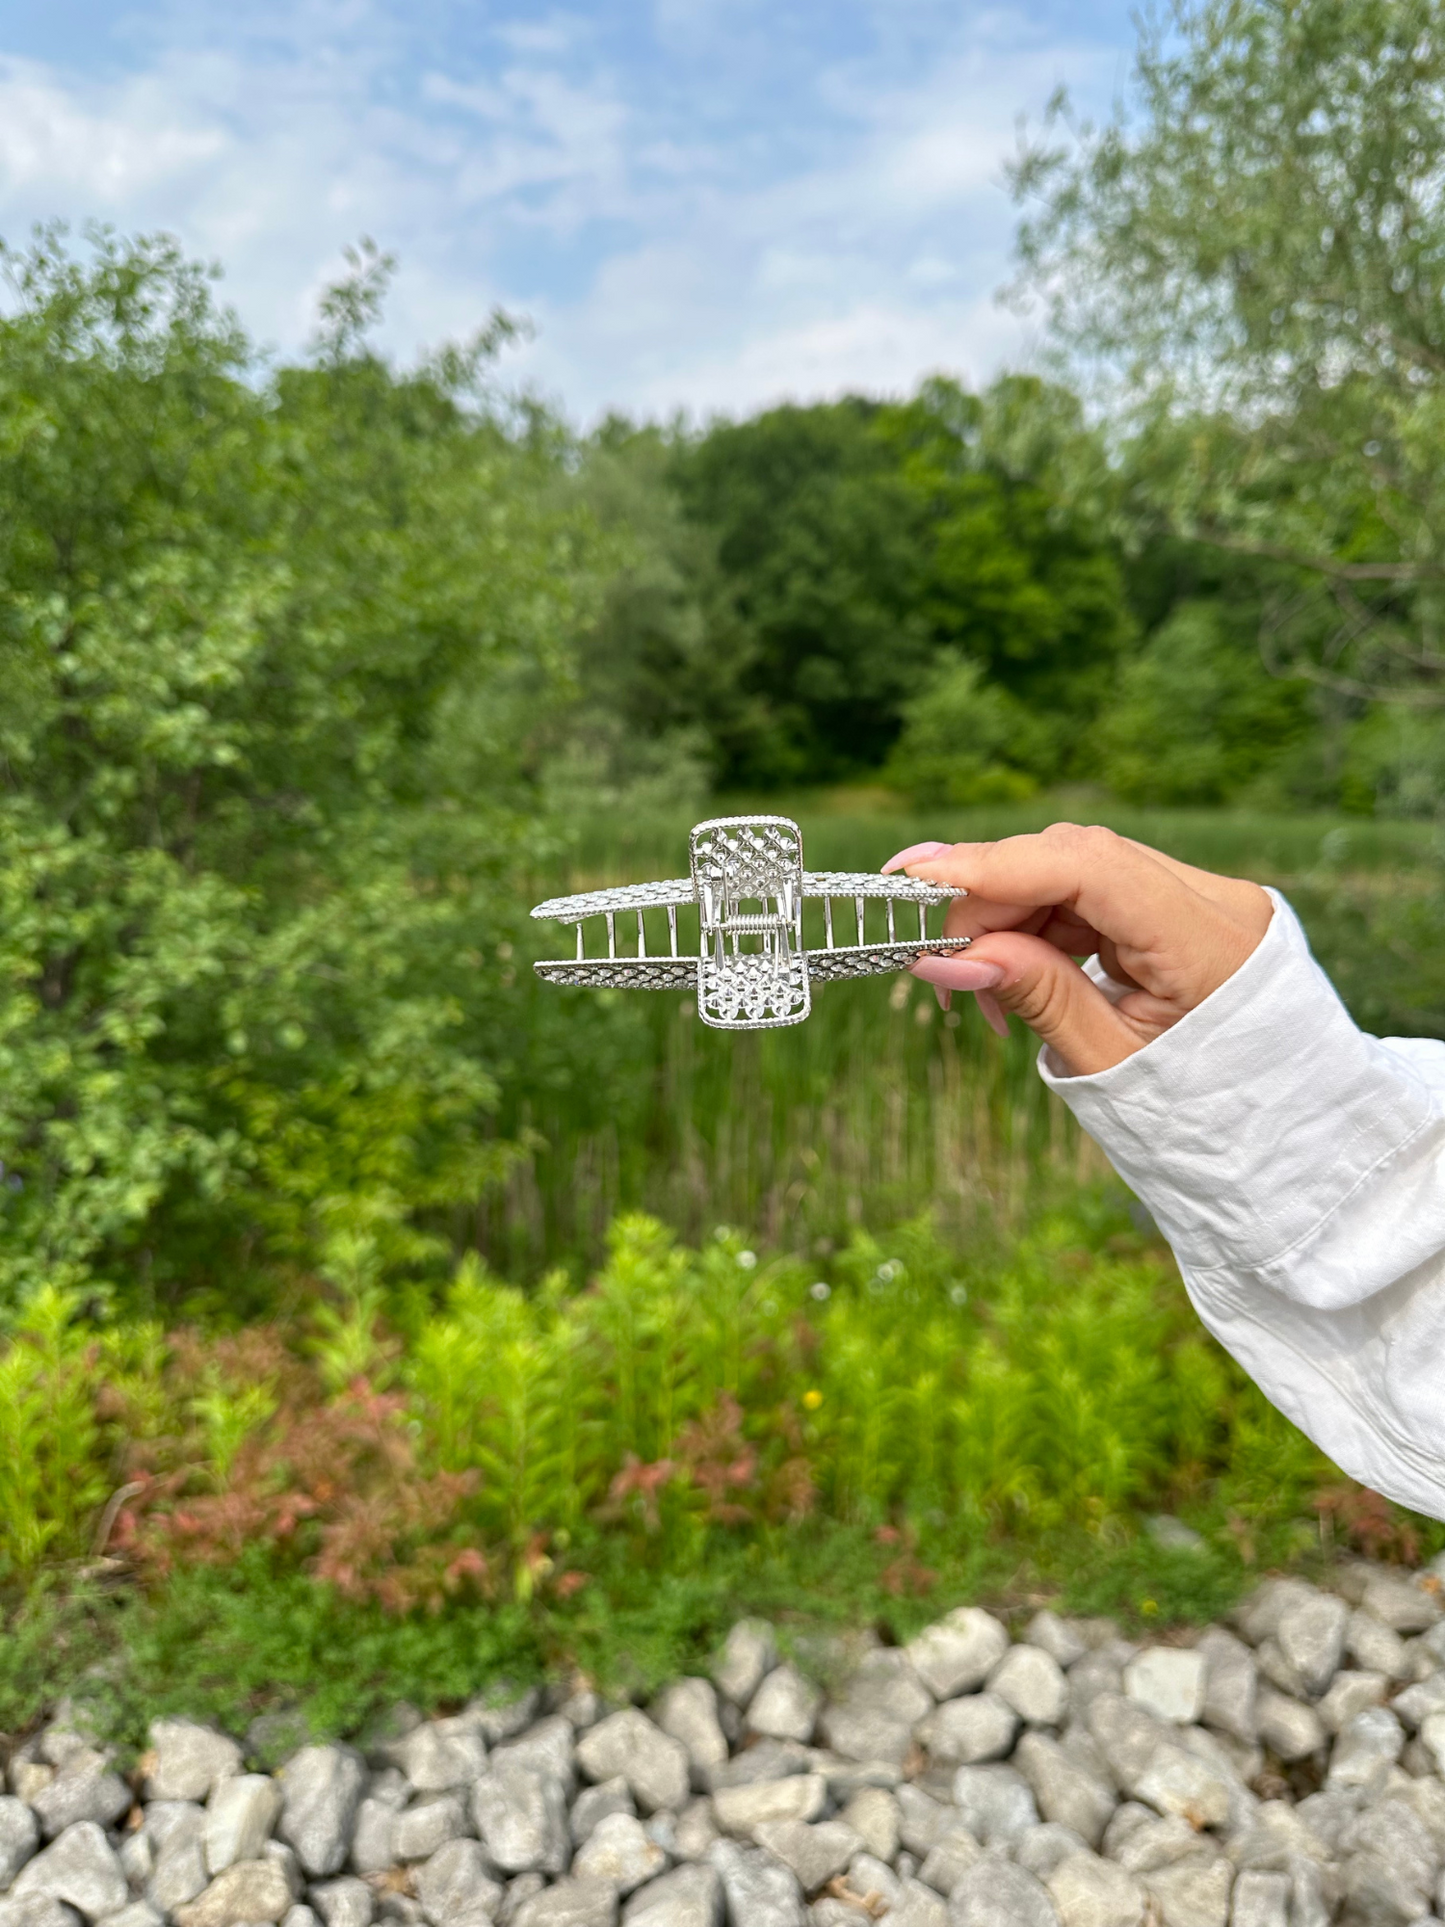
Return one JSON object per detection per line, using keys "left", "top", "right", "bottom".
{"left": 531, "top": 813, "right": 968, "bottom": 1030}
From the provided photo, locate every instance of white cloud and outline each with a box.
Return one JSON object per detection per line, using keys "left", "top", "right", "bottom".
{"left": 0, "top": 3, "right": 1127, "bottom": 420}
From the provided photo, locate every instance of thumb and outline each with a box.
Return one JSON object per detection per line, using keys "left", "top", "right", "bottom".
{"left": 911, "top": 930, "right": 1146, "bottom": 1075}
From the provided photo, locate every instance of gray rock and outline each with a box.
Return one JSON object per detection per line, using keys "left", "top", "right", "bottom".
{"left": 1362, "top": 1576, "right": 1442, "bottom": 1636}
{"left": 896, "top": 1786, "right": 952, "bottom": 1858}
{"left": 917, "top": 1694, "right": 1019, "bottom": 1766}
{"left": 989, "top": 1648, "right": 1069, "bottom": 1728}
{"left": 919, "top": 1828, "right": 985, "bottom": 1899}
{"left": 752, "top": 1820, "right": 858, "bottom": 1895}
{"left": 1318, "top": 1670, "right": 1388, "bottom": 1734}
{"left": 102, "top": 1905, "right": 163, "bottom": 1927}
{"left": 818, "top": 1651, "right": 933, "bottom": 1766}
{"left": 1328, "top": 1707, "right": 1405, "bottom": 1790}
{"left": 6, "top": 1769, "right": 53, "bottom": 1811}
{"left": 1015, "top": 1827, "right": 1091, "bottom": 1881}
{"left": 745, "top": 1670, "right": 821, "bottom": 1747}
{"left": 513, "top": 1880, "right": 618, "bottom": 1927}
{"left": 0, "top": 1901, "right": 81, "bottom": 1927}
{"left": 1229, "top": 1870, "right": 1290, "bottom": 1927}
{"left": 119, "top": 1831, "right": 154, "bottom": 1889}
{"left": 1196, "top": 1630, "right": 1258, "bottom": 1745}
{"left": 1253, "top": 1689, "right": 1325, "bottom": 1764}
{"left": 620, "top": 1863, "right": 721, "bottom": 1925}
{"left": 349, "top": 1796, "right": 401, "bottom": 1879}
{"left": 147, "top": 1832, "right": 210, "bottom": 1914}
{"left": 711, "top": 1779, "right": 826, "bottom": 1838}
{"left": 206, "top": 1778, "right": 282, "bottom": 1877}
{"left": 1343, "top": 1847, "right": 1432, "bottom": 1927}
{"left": 1044, "top": 1852, "right": 1145, "bottom": 1927}
{"left": 1295, "top": 1785, "right": 1363, "bottom": 1854}
{"left": 1105, "top": 1810, "right": 1208, "bottom": 1877}
{"left": 500, "top": 1875, "right": 547, "bottom": 1925}
{"left": 1233, "top": 1581, "right": 1317, "bottom": 1650}
{"left": 704, "top": 1743, "right": 809, "bottom": 1793}
{"left": 393, "top": 1726, "right": 488, "bottom": 1797}
{"left": 705, "top": 1838, "right": 804, "bottom": 1927}
{"left": 308, "top": 1880, "right": 373, "bottom": 1927}
{"left": 889, "top": 1883, "right": 947, "bottom": 1927}
{"left": 1394, "top": 1675, "right": 1445, "bottom": 1731}
{"left": 283, "top": 1909, "right": 321, "bottom": 1927}
{"left": 577, "top": 1714, "right": 689, "bottom": 1817}
{"left": 1174, "top": 1728, "right": 1258, "bottom": 1830}
{"left": 492, "top": 1721, "right": 576, "bottom": 1798}
{"left": 277, "top": 1750, "right": 365, "bottom": 1879}
{"left": 1066, "top": 1656, "right": 1127, "bottom": 1721}
{"left": 145, "top": 1725, "right": 244, "bottom": 1806}
{"left": 571, "top": 1781, "right": 636, "bottom": 1848}
{"left": 845, "top": 1852, "right": 900, "bottom": 1908}
{"left": 411, "top": 1837, "right": 505, "bottom": 1926}
{"left": 1133, "top": 1746, "right": 1233, "bottom": 1831}
{"left": 0, "top": 1800, "right": 39, "bottom": 1889}
{"left": 1027, "top": 1616, "right": 1089, "bottom": 1671}
{"left": 471, "top": 1769, "right": 569, "bottom": 1876}
{"left": 29, "top": 1765, "right": 131, "bottom": 1844}
{"left": 1420, "top": 1710, "right": 1445, "bottom": 1777}
{"left": 1123, "top": 1651, "right": 1205, "bottom": 1727}
{"left": 712, "top": 1624, "right": 778, "bottom": 1708}
{"left": 1254, "top": 1640, "right": 1307, "bottom": 1702}
{"left": 467, "top": 1689, "right": 542, "bottom": 1748}
{"left": 837, "top": 1788, "right": 898, "bottom": 1864}
{"left": 1013, "top": 1735, "right": 1115, "bottom": 1849}
{"left": 393, "top": 1796, "right": 470, "bottom": 1862}
{"left": 1349, "top": 1612, "right": 1412, "bottom": 1681}
{"left": 11, "top": 1828, "right": 127, "bottom": 1922}
{"left": 950, "top": 1767, "right": 1039, "bottom": 1847}
{"left": 1142, "top": 1859, "right": 1234, "bottom": 1927}
{"left": 671, "top": 1805, "right": 718, "bottom": 1865}
{"left": 651, "top": 1683, "right": 727, "bottom": 1779}
{"left": 947, "top": 1856, "right": 1059, "bottom": 1927}
{"left": 1147, "top": 1518, "right": 1207, "bottom": 1556}
{"left": 907, "top": 1611, "right": 1011, "bottom": 1703}
{"left": 1349, "top": 1796, "right": 1440, "bottom": 1895}
{"left": 171, "top": 1859, "right": 295, "bottom": 1927}
{"left": 573, "top": 1813, "right": 668, "bottom": 1895}
{"left": 1275, "top": 1592, "right": 1349, "bottom": 1699}
{"left": 1086, "top": 1695, "right": 1170, "bottom": 1791}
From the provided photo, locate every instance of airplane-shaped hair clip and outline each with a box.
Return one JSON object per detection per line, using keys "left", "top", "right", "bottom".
{"left": 532, "top": 815, "right": 970, "bottom": 1030}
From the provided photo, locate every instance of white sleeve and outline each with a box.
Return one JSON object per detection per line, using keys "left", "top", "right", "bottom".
{"left": 1037, "top": 889, "right": 1445, "bottom": 1520}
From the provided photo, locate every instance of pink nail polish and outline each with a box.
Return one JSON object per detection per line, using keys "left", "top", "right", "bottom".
{"left": 911, "top": 957, "right": 1005, "bottom": 991}
{"left": 975, "top": 989, "right": 1009, "bottom": 1038}
{"left": 881, "top": 840, "right": 949, "bottom": 875}
{"left": 933, "top": 984, "right": 951, "bottom": 1013}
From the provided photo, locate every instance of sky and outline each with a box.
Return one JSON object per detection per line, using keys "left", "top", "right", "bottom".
{"left": 0, "top": 0, "right": 1139, "bottom": 424}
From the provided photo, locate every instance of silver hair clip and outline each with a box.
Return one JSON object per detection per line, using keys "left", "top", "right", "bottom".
{"left": 532, "top": 815, "right": 969, "bottom": 1030}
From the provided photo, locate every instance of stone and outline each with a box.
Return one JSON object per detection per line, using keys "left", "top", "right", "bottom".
{"left": 1229, "top": 1870, "right": 1290, "bottom": 1927}
{"left": 1174, "top": 1729, "right": 1257, "bottom": 1829}
{"left": 172, "top": 1861, "right": 294, "bottom": 1927}
{"left": 835, "top": 1788, "right": 897, "bottom": 1865}
{"left": 1254, "top": 1641, "right": 1307, "bottom": 1702}
{"left": 284, "top": 1909, "right": 321, "bottom": 1927}
{"left": 890, "top": 1883, "right": 948, "bottom": 1927}
{"left": 349, "top": 1796, "right": 402, "bottom": 1879}
{"left": 119, "top": 1832, "right": 154, "bottom": 1889}
{"left": 705, "top": 1838, "right": 804, "bottom": 1926}
{"left": 29, "top": 1765, "right": 131, "bottom": 1844}
{"left": 947, "top": 1856, "right": 1060, "bottom": 1927}
{"left": 492, "top": 1722, "right": 576, "bottom": 1797}
{"left": 277, "top": 1750, "right": 366, "bottom": 1879}
{"left": 0, "top": 1799, "right": 39, "bottom": 1889}
{"left": 1349, "top": 1612, "right": 1412, "bottom": 1681}
{"left": 711, "top": 1778, "right": 825, "bottom": 1838}
{"left": 1013, "top": 1735, "right": 1116, "bottom": 1849}
{"left": 0, "top": 1902, "right": 81, "bottom": 1927}
{"left": 1327, "top": 1707, "right": 1405, "bottom": 1790}
{"left": 896, "top": 1785, "right": 952, "bottom": 1858}
{"left": 147, "top": 1831, "right": 210, "bottom": 1914}
{"left": 10, "top": 1828, "right": 127, "bottom": 1922}
{"left": 1045, "top": 1853, "right": 1146, "bottom": 1927}
{"left": 1086, "top": 1696, "right": 1170, "bottom": 1790}
{"left": 845, "top": 1852, "right": 900, "bottom": 1906}
{"left": 7, "top": 1768, "right": 53, "bottom": 1809}
{"left": 916, "top": 1694, "right": 1018, "bottom": 1767}
{"left": 950, "top": 1767, "right": 1039, "bottom": 1847}
{"left": 704, "top": 1743, "right": 809, "bottom": 1793}
{"left": 989, "top": 1648, "right": 1069, "bottom": 1728}
{"left": 1016, "top": 1827, "right": 1091, "bottom": 1881}
{"left": 1147, "top": 1518, "right": 1207, "bottom": 1556}
{"left": 576, "top": 1714, "right": 690, "bottom": 1817}
{"left": 1362, "top": 1576, "right": 1442, "bottom": 1636}
{"left": 1318, "top": 1671, "right": 1388, "bottom": 1734}
{"left": 412, "top": 1838, "right": 505, "bottom": 1926}
{"left": 392, "top": 1797, "right": 470, "bottom": 1863}
{"left": 1253, "top": 1690, "right": 1325, "bottom": 1764}
{"left": 1196, "top": 1631, "right": 1258, "bottom": 1745}
{"left": 500, "top": 1875, "right": 547, "bottom": 1924}
{"left": 1124, "top": 1651, "right": 1206, "bottom": 1727}
{"left": 308, "top": 1881, "right": 373, "bottom": 1927}
{"left": 620, "top": 1863, "right": 721, "bottom": 1925}
{"left": 1106, "top": 1812, "right": 1207, "bottom": 1878}
{"left": 145, "top": 1725, "right": 244, "bottom": 1805}
{"left": 394, "top": 1727, "right": 489, "bottom": 1796}
{"left": 1066, "top": 1656, "right": 1127, "bottom": 1720}
{"left": 1233, "top": 1582, "right": 1317, "bottom": 1650}
{"left": 1343, "top": 1847, "right": 1432, "bottom": 1927}
{"left": 1021, "top": 1615, "right": 1086, "bottom": 1670}
{"left": 907, "top": 1611, "right": 1011, "bottom": 1702}
{"left": 513, "top": 1880, "right": 618, "bottom": 1927}
{"left": 573, "top": 1813, "right": 668, "bottom": 1895}
{"left": 471, "top": 1769, "right": 569, "bottom": 1877}
{"left": 745, "top": 1670, "right": 820, "bottom": 1747}
{"left": 1349, "top": 1796, "right": 1440, "bottom": 1895}
{"left": 571, "top": 1780, "right": 636, "bottom": 1847}
{"left": 918, "top": 1829, "right": 984, "bottom": 1898}
{"left": 1275, "top": 1592, "right": 1349, "bottom": 1699}
{"left": 712, "top": 1623, "right": 777, "bottom": 1708}
{"left": 651, "top": 1683, "right": 727, "bottom": 1778}
{"left": 1142, "top": 1859, "right": 1234, "bottom": 1927}
{"left": 206, "top": 1778, "right": 282, "bottom": 1877}
{"left": 1134, "top": 1747, "right": 1233, "bottom": 1832}
{"left": 1420, "top": 1711, "right": 1445, "bottom": 1777}
{"left": 467, "top": 1689, "right": 542, "bottom": 1748}
{"left": 671, "top": 1804, "right": 717, "bottom": 1864}
{"left": 103, "top": 1907, "right": 163, "bottom": 1927}
{"left": 818, "top": 1651, "right": 933, "bottom": 1766}
{"left": 1394, "top": 1675, "right": 1445, "bottom": 1731}
{"left": 752, "top": 1820, "right": 858, "bottom": 1895}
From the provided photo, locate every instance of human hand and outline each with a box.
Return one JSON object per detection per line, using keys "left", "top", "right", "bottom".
{"left": 882, "top": 823, "right": 1274, "bottom": 1076}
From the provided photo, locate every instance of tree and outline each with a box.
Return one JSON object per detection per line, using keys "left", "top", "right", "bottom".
{"left": 1011, "top": 0, "right": 1445, "bottom": 710}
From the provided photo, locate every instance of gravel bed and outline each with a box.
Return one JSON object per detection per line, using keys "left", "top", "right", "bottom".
{"left": 6, "top": 1558, "right": 1445, "bottom": 1927}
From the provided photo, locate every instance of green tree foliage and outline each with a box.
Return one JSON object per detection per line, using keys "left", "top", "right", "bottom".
{"left": 0, "top": 229, "right": 588, "bottom": 1309}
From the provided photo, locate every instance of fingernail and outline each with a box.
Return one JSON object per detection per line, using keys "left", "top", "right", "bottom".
{"left": 911, "top": 957, "right": 1005, "bottom": 991}
{"left": 975, "top": 989, "right": 1010, "bottom": 1038}
{"left": 882, "top": 840, "right": 949, "bottom": 875}
{"left": 933, "top": 984, "right": 951, "bottom": 1012}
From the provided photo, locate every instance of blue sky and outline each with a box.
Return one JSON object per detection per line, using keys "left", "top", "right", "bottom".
{"left": 0, "top": 0, "right": 1138, "bottom": 421}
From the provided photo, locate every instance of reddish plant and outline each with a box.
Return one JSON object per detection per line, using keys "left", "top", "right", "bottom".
{"left": 1314, "top": 1482, "right": 1421, "bottom": 1566}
